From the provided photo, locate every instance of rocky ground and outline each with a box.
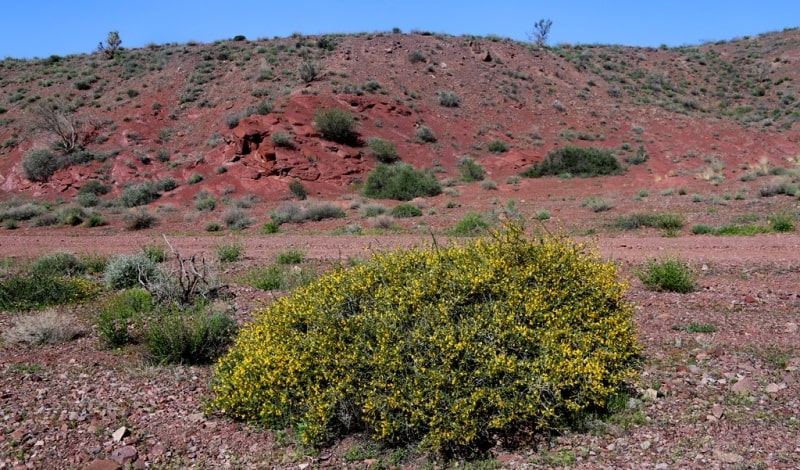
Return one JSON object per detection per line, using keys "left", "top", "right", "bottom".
{"left": 0, "top": 229, "right": 799, "bottom": 469}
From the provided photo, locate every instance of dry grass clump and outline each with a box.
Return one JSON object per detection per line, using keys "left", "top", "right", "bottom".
{"left": 4, "top": 310, "right": 84, "bottom": 345}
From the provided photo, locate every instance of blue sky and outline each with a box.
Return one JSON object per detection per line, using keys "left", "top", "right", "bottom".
{"left": 3, "top": 1, "right": 799, "bottom": 59}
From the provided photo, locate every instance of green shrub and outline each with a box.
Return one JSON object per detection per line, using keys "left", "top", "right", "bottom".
{"left": 769, "top": 211, "right": 795, "bottom": 232}
{"left": 21, "top": 148, "right": 65, "bottom": 182}
{"left": 144, "top": 303, "right": 237, "bottom": 365}
{"left": 289, "top": 180, "right": 308, "bottom": 200}
{"left": 195, "top": 196, "right": 216, "bottom": 212}
{"left": 360, "top": 203, "right": 386, "bottom": 217}
{"left": 30, "top": 252, "right": 85, "bottom": 278}
{"left": 451, "top": 212, "right": 489, "bottom": 236}
{"left": 638, "top": 256, "right": 695, "bottom": 293}
{"left": 77, "top": 193, "right": 100, "bottom": 208}
{"left": 458, "top": 157, "right": 485, "bottom": 182}
{"left": 313, "top": 108, "right": 358, "bottom": 144}
{"left": 216, "top": 239, "right": 243, "bottom": 263}
{"left": 0, "top": 273, "right": 97, "bottom": 311}
{"left": 522, "top": 146, "right": 622, "bottom": 178}
{"left": 366, "top": 137, "right": 399, "bottom": 163}
{"left": 141, "top": 243, "right": 167, "bottom": 263}
{"left": 56, "top": 206, "right": 85, "bottom": 226}
{"left": 624, "top": 145, "right": 649, "bottom": 165}
{"left": 487, "top": 140, "right": 508, "bottom": 154}
{"left": 414, "top": 125, "right": 437, "bottom": 143}
{"left": 436, "top": 90, "right": 461, "bottom": 107}
{"left": 304, "top": 202, "right": 345, "bottom": 221}
{"left": 79, "top": 179, "right": 111, "bottom": 196}
{"left": 0, "top": 203, "right": 46, "bottom": 221}
{"left": 222, "top": 208, "right": 254, "bottom": 230}
{"left": 104, "top": 253, "right": 158, "bottom": 290}
{"left": 155, "top": 148, "right": 171, "bottom": 162}
{"left": 276, "top": 249, "right": 304, "bottom": 265}
{"left": 206, "top": 222, "right": 223, "bottom": 232}
{"left": 362, "top": 163, "right": 442, "bottom": 201}
{"left": 119, "top": 182, "right": 160, "bottom": 207}
{"left": 211, "top": 227, "right": 639, "bottom": 453}
{"left": 582, "top": 196, "right": 612, "bottom": 212}
{"left": 244, "top": 265, "right": 283, "bottom": 290}
{"left": 124, "top": 208, "right": 158, "bottom": 230}
{"left": 260, "top": 220, "right": 279, "bottom": 234}
{"left": 298, "top": 60, "right": 320, "bottom": 83}
{"left": 691, "top": 224, "right": 714, "bottom": 235}
{"left": 270, "top": 132, "right": 294, "bottom": 148}
{"left": 535, "top": 210, "right": 551, "bottom": 220}
{"left": 155, "top": 177, "right": 178, "bottom": 192}
{"left": 613, "top": 212, "right": 685, "bottom": 231}
{"left": 95, "top": 289, "right": 153, "bottom": 348}
{"left": 389, "top": 202, "right": 422, "bottom": 218}
{"left": 187, "top": 173, "right": 203, "bottom": 185}
{"left": 408, "top": 50, "right": 427, "bottom": 63}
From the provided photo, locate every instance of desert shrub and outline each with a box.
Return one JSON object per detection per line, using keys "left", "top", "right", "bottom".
{"left": 360, "top": 203, "right": 386, "bottom": 217}
{"left": 769, "top": 211, "right": 795, "bottom": 232}
{"left": 144, "top": 302, "right": 237, "bottom": 365}
{"left": 276, "top": 249, "right": 304, "bottom": 265}
{"left": 95, "top": 288, "right": 152, "bottom": 348}
{"left": 289, "top": 180, "right": 308, "bottom": 200}
{"left": 211, "top": 227, "right": 639, "bottom": 453}
{"left": 187, "top": 173, "right": 203, "bottom": 184}
{"left": 195, "top": 196, "right": 216, "bottom": 212}
{"left": 124, "top": 208, "right": 158, "bottom": 230}
{"left": 362, "top": 163, "right": 442, "bottom": 201}
{"left": 436, "top": 90, "right": 461, "bottom": 107}
{"left": 225, "top": 113, "right": 241, "bottom": 129}
{"left": 582, "top": 196, "right": 612, "bottom": 212}
{"left": 487, "top": 140, "right": 508, "bottom": 154}
{"left": 305, "top": 202, "right": 346, "bottom": 221}
{"left": 155, "top": 177, "right": 178, "bottom": 192}
{"left": 260, "top": 220, "right": 279, "bottom": 234}
{"left": 216, "top": 239, "right": 243, "bottom": 263}
{"left": 624, "top": 146, "right": 649, "bottom": 165}
{"left": 366, "top": 137, "right": 399, "bottom": 163}
{"left": 457, "top": 157, "right": 485, "bottom": 182}
{"left": 104, "top": 253, "right": 158, "bottom": 290}
{"left": 119, "top": 182, "right": 160, "bottom": 207}
{"left": 270, "top": 132, "right": 294, "bottom": 148}
{"left": 140, "top": 243, "right": 167, "bottom": 263}
{"left": 79, "top": 179, "right": 110, "bottom": 196}
{"left": 415, "top": 125, "right": 437, "bottom": 143}
{"left": 244, "top": 264, "right": 318, "bottom": 291}
{"left": 368, "top": 214, "right": 396, "bottom": 229}
{"left": 21, "top": 148, "right": 65, "bottom": 182}
{"left": 613, "top": 212, "right": 684, "bottom": 231}
{"left": 691, "top": 224, "right": 714, "bottom": 235}
{"left": 298, "top": 60, "right": 320, "bottom": 83}
{"left": 535, "top": 210, "right": 551, "bottom": 221}
{"left": 0, "top": 203, "right": 46, "bottom": 221}
{"left": 480, "top": 179, "right": 498, "bottom": 190}
{"left": 389, "top": 202, "right": 422, "bottom": 218}
{"left": 56, "top": 206, "right": 85, "bottom": 226}
{"left": 29, "top": 252, "right": 84, "bottom": 278}
{"left": 156, "top": 148, "right": 170, "bottom": 162}
{"left": 271, "top": 201, "right": 306, "bottom": 224}
{"left": 313, "top": 108, "right": 358, "bottom": 144}
{"left": 0, "top": 273, "right": 98, "bottom": 311}
{"left": 77, "top": 193, "right": 100, "bottom": 208}
{"left": 206, "top": 222, "right": 222, "bottom": 232}
{"left": 222, "top": 207, "right": 254, "bottom": 230}
{"left": 522, "top": 146, "right": 622, "bottom": 178}
{"left": 408, "top": 50, "right": 426, "bottom": 63}
{"left": 451, "top": 212, "right": 489, "bottom": 236}
{"left": 638, "top": 256, "right": 695, "bottom": 293}
{"left": 3, "top": 310, "right": 83, "bottom": 345}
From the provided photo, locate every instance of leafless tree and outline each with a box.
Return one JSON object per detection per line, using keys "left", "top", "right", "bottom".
{"left": 31, "top": 101, "right": 79, "bottom": 153}
{"left": 528, "top": 19, "right": 553, "bottom": 48}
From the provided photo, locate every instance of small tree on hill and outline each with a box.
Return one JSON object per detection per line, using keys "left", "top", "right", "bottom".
{"left": 98, "top": 31, "right": 122, "bottom": 59}
{"left": 32, "top": 101, "right": 79, "bottom": 153}
{"left": 529, "top": 19, "right": 552, "bottom": 48}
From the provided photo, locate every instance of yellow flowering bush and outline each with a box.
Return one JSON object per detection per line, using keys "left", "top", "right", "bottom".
{"left": 210, "top": 226, "right": 639, "bottom": 453}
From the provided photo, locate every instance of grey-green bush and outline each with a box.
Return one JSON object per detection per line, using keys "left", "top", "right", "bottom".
{"left": 104, "top": 253, "right": 158, "bottom": 290}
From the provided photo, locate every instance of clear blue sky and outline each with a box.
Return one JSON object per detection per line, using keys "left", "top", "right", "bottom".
{"left": 3, "top": 1, "right": 799, "bottom": 59}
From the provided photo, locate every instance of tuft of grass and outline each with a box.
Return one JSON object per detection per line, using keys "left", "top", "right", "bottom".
{"left": 313, "top": 108, "right": 359, "bottom": 144}
{"left": 672, "top": 322, "right": 717, "bottom": 333}
{"left": 582, "top": 196, "right": 612, "bottom": 212}
{"left": 638, "top": 256, "right": 695, "bottom": 293}
{"left": 216, "top": 239, "right": 243, "bottom": 263}
{"left": 451, "top": 212, "right": 489, "bottom": 236}
{"left": 457, "top": 157, "right": 485, "bottom": 182}
{"left": 276, "top": 249, "right": 304, "bottom": 265}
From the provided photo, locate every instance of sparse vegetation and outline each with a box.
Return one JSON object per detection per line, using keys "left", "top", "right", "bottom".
{"left": 366, "top": 137, "right": 399, "bottom": 163}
